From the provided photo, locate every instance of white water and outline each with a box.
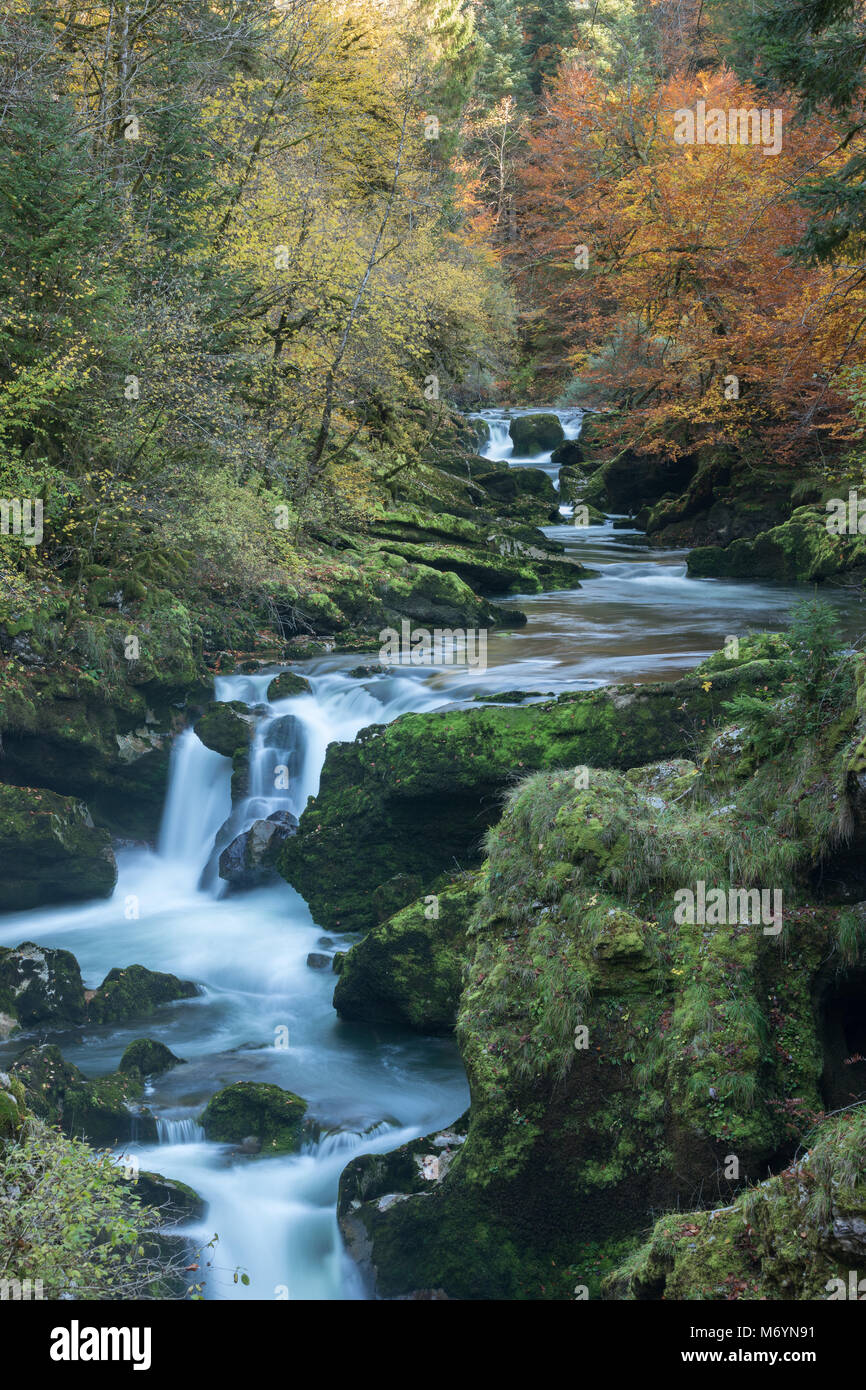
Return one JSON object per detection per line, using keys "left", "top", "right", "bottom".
{"left": 469, "top": 404, "right": 585, "bottom": 487}
{"left": 0, "top": 668, "right": 469, "bottom": 1301}
{"left": 0, "top": 404, "right": 863, "bottom": 1299}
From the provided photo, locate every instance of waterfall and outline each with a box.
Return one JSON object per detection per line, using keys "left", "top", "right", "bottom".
{"left": 469, "top": 406, "right": 585, "bottom": 488}
{"left": 158, "top": 1117, "right": 206, "bottom": 1144}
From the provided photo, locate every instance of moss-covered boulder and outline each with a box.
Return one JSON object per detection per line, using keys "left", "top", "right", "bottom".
{"left": 0, "top": 942, "right": 87, "bottom": 1036}
{"left": 118, "top": 1038, "right": 184, "bottom": 1078}
{"left": 605, "top": 1109, "right": 866, "bottom": 1300}
{"left": 87, "top": 965, "right": 199, "bottom": 1024}
{"left": 687, "top": 505, "right": 866, "bottom": 583}
{"left": 333, "top": 878, "right": 477, "bottom": 1032}
{"left": 0, "top": 785, "right": 116, "bottom": 911}
{"left": 277, "top": 656, "right": 788, "bottom": 931}
{"left": 134, "top": 1170, "right": 205, "bottom": 1221}
{"left": 266, "top": 671, "right": 312, "bottom": 701}
{"left": 362, "top": 507, "right": 588, "bottom": 595}
{"left": 11, "top": 1043, "right": 158, "bottom": 1145}
{"left": 336, "top": 640, "right": 866, "bottom": 1298}
{"left": 0, "top": 605, "right": 209, "bottom": 839}
{"left": 193, "top": 700, "right": 255, "bottom": 758}
{"left": 198, "top": 1081, "right": 309, "bottom": 1155}
{"left": 509, "top": 414, "right": 565, "bottom": 455}
{"left": 338, "top": 1114, "right": 469, "bottom": 1292}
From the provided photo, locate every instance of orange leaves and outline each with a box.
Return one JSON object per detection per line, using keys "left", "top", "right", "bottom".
{"left": 509, "top": 60, "right": 866, "bottom": 454}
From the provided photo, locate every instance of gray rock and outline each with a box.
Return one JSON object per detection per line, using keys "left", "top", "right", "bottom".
{"left": 218, "top": 814, "right": 299, "bottom": 889}
{"left": 306, "top": 953, "right": 331, "bottom": 970}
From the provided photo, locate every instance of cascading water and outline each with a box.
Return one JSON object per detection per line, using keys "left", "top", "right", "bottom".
{"left": 0, "top": 404, "right": 863, "bottom": 1299}
{"left": 0, "top": 668, "right": 469, "bottom": 1300}
{"left": 469, "top": 405, "right": 585, "bottom": 486}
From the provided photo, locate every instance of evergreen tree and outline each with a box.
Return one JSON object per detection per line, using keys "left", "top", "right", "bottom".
{"left": 717, "top": 0, "right": 866, "bottom": 261}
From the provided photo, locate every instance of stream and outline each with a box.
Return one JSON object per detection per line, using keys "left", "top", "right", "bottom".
{"left": 0, "top": 406, "right": 863, "bottom": 1299}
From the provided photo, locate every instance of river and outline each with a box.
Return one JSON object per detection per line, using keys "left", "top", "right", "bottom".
{"left": 0, "top": 407, "right": 862, "bottom": 1299}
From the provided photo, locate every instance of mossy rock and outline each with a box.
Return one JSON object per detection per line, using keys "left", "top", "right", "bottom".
{"left": 11, "top": 1043, "right": 158, "bottom": 1145}
{"left": 198, "top": 1081, "right": 309, "bottom": 1154}
{"left": 337, "top": 648, "right": 866, "bottom": 1298}
{"left": 604, "top": 1109, "right": 866, "bottom": 1300}
{"left": 277, "top": 655, "right": 788, "bottom": 931}
{"left": 266, "top": 671, "right": 312, "bottom": 701}
{"left": 333, "top": 878, "right": 477, "bottom": 1032}
{"left": 119, "top": 1038, "right": 184, "bottom": 1077}
{"left": 0, "top": 942, "right": 87, "bottom": 1033}
{"left": 194, "top": 700, "right": 255, "bottom": 758}
{"left": 687, "top": 506, "right": 866, "bottom": 583}
{"left": 87, "top": 965, "right": 199, "bottom": 1024}
{"left": 0, "top": 785, "right": 116, "bottom": 911}
{"left": 135, "top": 1170, "right": 205, "bottom": 1221}
{"left": 509, "top": 414, "right": 565, "bottom": 455}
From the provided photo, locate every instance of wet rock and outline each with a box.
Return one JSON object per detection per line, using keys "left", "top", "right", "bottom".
{"left": 306, "top": 953, "right": 331, "bottom": 970}
{"left": 134, "top": 1170, "right": 206, "bottom": 1220}
{"left": 12, "top": 1043, "right": 158, "bottom": 1145}
{"left": 333, "top": 879, "right": 475, "bottom": 1033}
{"left": 194, "top": 700, "right": 255, "bottom": 758}
{"left": 551, "top": 439, "right": 584, "bottom": 467}
{"left": 198, "top": 1081, "right": 309, "bottom": 1155}
{"left": 509, "top": 413, "right": 564, "bottom": 455}
{"left": 238, "top": 1135, "right": 261, "bottom": 1154}
{"left": 348, "top": 664, "right": 388, "bottom": 679}
{"left": 218, "top": 814, "right": 298, "bottom": 890}
{"left": 0, "top": 785, "right": 116, "bottom": 911}
{"left": 119, "top": 1038, "right": 185, "bottom": 1078}
{"left": 277, "top": 657, "right": 789, "bottom": 932}
{"left": 0, "top": 942, "right": 87, "bottom": 1032}
{"left": 266, "top": 671, "right": 312, "bottom": 701}
{"left": 87, "top": 964, "right": 199, "bottom": 1024}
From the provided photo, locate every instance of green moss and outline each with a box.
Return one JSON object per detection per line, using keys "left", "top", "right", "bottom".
{"left": 87, "top": 965, "right": 198, "bottom": 1024}
{"left": 278, "top": 657, "right": 788, "bottom": 931}
{"left": 0, "top": 786, "right": 116, "bottom": 910}
{"left": 11, "top": 1044, "right": 157, "bottom": 1146}
{"left": 118, "top": 1038, "right": 184, "bottom": 1077}
{"left": 266, "top": 671, "right": 312, "bottom": 700}
{"left": 508, "top": 414, "right": 565, "bottom": 455}
{"left": 193, "top": 700, "right": 254, "bottom": 758}
{"left": 198, "top": 1081, "right": 309, "bottom": 1154}
{"left": 605, "top": 1110, "right": 866, "bottom": 1300}
{"left": 333, "top": 877, "right": 477, "bottom": 1032}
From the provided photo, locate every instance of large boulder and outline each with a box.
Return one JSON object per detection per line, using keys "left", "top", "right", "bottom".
{"left": 0, "top": 942, "right": 87, "bottom": 1036}
{"left": 333, "top": 879, "right": 476, "bottom": 1033}
{"left": 87, "top": 964, "right": 199, "bottom": 1024}
{"left": 11, "top": 1043, "right": 158, "bottom": 1145}
{"left": 508, "top": 414, "right": 565, "bottom": 456}
{"left": 218, "top": 813, "right": 298, "bottom": 890}
{"left": 277, "top": 655, "right": 788, "bottom": 932}
{"left": 336, "top": 639, "right": 866, "bottom": 1298}
{"left": 198, "top": 1081, "right": 309, "bottom": 1155}
{"left": 118, "top": 1038, "right": 184, "bottom": 1078}
{"left": 0, "top": 785, "right": 116, "bottom": 911}
{"left": 266, "top": 671, "right": 311, "bottom": 701}
{"left": 193, "top": 700, "right": 255, "bottom": 758}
